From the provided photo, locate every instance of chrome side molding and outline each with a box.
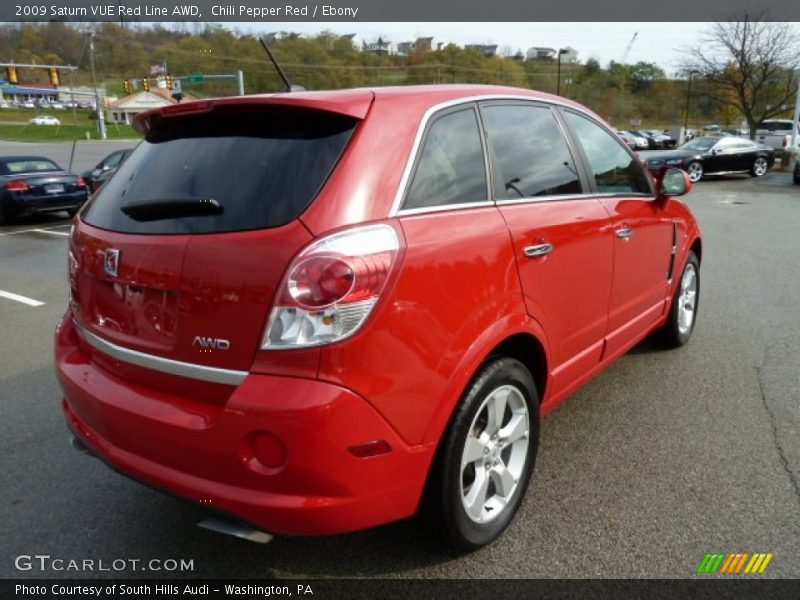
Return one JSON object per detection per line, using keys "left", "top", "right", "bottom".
{"left": 74, "top": 321, "right": 248, "bottom": 386}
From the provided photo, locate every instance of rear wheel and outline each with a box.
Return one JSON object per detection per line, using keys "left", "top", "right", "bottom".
{"left": 0, "top": 202, "right": 8, "bottom": 226}
{"left": 750, "top": 157, "right": 769, "bottom": 177}
{"left": 686, "top": 161, "right": 703, "bottom": 182}
{"left": 425, "top": 357, "right": 540, "bottom": 552}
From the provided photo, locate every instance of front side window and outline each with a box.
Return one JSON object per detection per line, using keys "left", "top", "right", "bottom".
{"left": 481, "top": 103, "right": 582, "bottom": 199}
{"left": 564, "top": 111, "right": 652, "bottom": 195}
{"left": 404, "top": 108, "right": 487, "bottom": 210}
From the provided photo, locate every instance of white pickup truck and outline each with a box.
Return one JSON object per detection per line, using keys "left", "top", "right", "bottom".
{"left": 755, "top": 119, "right": 800, "bottom": 151}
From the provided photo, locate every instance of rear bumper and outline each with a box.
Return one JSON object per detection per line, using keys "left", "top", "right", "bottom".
{"left": 56, "top": 313, "right": 434, "bottom": 535}
{"left": 5, "top": 190, "right": 88, "bottom": 215}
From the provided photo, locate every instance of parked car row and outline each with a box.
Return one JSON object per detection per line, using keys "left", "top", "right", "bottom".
{"left": 0, "top": 100, "right": 96, "bottom": 110}
{"left": 616, "top": 129, "right": 677, "bottom": 150}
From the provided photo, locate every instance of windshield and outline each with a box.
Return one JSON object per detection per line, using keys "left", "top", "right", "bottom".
{"left": 678, "top": 138, "right": 717, "bottom": 152}
{"left": 82, "top": 107, "right": 357, "bottom": 234}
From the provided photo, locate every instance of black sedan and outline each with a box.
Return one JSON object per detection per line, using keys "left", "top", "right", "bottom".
{"left": 642, "top": 136, "right": 775, "bottom": 183}
{"left": 0, "top": 156, "right": 89, "bottom": 225}
{"left": 82, "top": 148, "right": 132, "bottom": 192}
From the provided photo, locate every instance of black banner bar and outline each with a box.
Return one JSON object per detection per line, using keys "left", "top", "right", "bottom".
{"left": 4, "top": 579, "right": 800, "bottom": 600}
{"left": 4, "top": 0, "right": 800, "bottom": 23}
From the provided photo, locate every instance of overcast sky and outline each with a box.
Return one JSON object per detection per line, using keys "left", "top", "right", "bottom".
{"left": 237, "top": 22, "right": 711, "bottom": 74}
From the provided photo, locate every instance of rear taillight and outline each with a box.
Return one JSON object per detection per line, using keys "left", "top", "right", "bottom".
{"left": 76, "top": 176, "right": 87, "bottom": 187}
{"left": 262, "top": 224, "right": 401, "bottom": 349}
{"left": 6, "top": 180, "right": 29, "bottom": 192}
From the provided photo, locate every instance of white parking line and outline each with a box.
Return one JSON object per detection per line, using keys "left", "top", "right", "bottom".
{"left": 0, "top": 290, "right": 45, "bottom": 307}
{"left": 33, "top": 228, "right": 70, "bottom": 236}
{"left": 0, "top": 225, "right": 71, "bottom": 237}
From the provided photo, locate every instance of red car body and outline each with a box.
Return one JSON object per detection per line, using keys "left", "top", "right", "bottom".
{"left": 56, "top": 85, "right": 701, "bottom": 541}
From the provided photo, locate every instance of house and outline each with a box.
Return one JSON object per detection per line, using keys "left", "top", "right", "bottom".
{"left": 526, "top": 46, "right": 579, "bottom": 62}
{"left": 341, "top": 33, "right": 363, "bottom": 52}
{"left": 106, "top": 88, "right": 198, "bottom": 125}
{"left": 526, "top": 47, "right": 557, "bottom": 60}
{"left": 465, "top": 44, "right": 499, "bottom": 57}
{"left": 397, "top": 37, "right": 435, "bottom": 56}
{"left": 365, "top": 37, "right": 397, "bottom": 55}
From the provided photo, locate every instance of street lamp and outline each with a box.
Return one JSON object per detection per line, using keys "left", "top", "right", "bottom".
{"left": 556, "top": 48, "right": 569, "bottom": 96}
{"left": 683, "top": 70, "right": 700, "bottom": 140}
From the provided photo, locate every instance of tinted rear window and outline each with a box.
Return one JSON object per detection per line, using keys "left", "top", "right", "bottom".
{"left": 82, "top": 107, "right": 357, "bottom": 234}
{"left": 1, "top": 159, "right": 60, "bottom": 174}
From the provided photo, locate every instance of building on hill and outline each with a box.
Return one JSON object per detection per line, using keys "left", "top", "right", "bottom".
{"left": 106, "top": 88, "right": 198, "bottom": 125}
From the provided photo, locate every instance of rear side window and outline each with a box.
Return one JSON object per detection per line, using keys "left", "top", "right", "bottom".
{"left": 564, "top": 111, "right": 652, "bottom": 195}
{"left": 82, "top": 107, "right": 357, "bottom": 234}
{"left": 403, "top": 107, "right": 487, "bottom": 210}
{"left": 481, "top": 103, "right": 582, "bottom": 199}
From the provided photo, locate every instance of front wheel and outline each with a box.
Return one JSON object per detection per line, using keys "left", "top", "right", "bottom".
{"left": 426, "top": 357, "right": 540, "bottom": 552}
{"left": 750, "top": 156, "right": 769, "bottom": 177}
{"left": 686, "top": 161, "right": 704, "bottom": 183}
{"left": 658, "top": 251, "right": 700, "bottom": 348}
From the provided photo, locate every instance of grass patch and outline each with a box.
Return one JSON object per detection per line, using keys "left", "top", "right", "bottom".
{"left": 0, "top": 122, "right": 140, "bottom": 142}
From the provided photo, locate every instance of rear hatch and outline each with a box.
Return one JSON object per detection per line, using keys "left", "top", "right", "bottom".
{"left": 71, "top": 99, "right": 365, "bottom": 396}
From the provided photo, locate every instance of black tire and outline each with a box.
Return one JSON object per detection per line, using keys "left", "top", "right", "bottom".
{"left": 424, "top": 357, "right": 540, "bottom": 552}
{"left": 749, "top": 156, "right": 769, "bottom": 178}
{"left": 793, "top": 167, "right": 800, "bottom": 185}
{"left": 0, "top": 202, "right": 7, "bottom": 226}
{"left": 658, "top": 251, "right": 700, "bottom": 348}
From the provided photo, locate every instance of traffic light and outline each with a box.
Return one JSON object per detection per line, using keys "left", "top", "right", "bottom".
{"left": 49, "top": 67, "right": 60, "bottom": 86}
{"left": 166, "top": 75, "right": 173, "bottom": 90}
{"left": 6, "top": 65, "right": 18, "bottom": 84}
{"left": 142, "top": 77, "right": 150, "bottom": 92}
{"left": 123, "top": 80, "right": 131, "bottom": 95}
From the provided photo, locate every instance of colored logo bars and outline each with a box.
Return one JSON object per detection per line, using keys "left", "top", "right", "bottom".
{"left": 696, "top": 552, "right": 773, "bottom": 575}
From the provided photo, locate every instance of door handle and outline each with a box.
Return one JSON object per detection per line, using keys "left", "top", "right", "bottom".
{"left": 616, "top": 227, "right": 634, "bottom": 240}
{"left": 523, "top": 243, "right": 554, "bottom": 258}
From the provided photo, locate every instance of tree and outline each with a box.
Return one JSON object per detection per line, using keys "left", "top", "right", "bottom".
{"left": 683, "top": 15, "right": 800, "bottom": 138}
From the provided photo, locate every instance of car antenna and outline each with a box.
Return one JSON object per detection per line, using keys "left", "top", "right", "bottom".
{"left": 259, "top": 37, "right": 305, "bottom": 92}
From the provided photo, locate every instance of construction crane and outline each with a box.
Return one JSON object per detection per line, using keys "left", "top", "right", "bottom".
{"left": 620, "top": 32, "right": 638, "bottom": 64}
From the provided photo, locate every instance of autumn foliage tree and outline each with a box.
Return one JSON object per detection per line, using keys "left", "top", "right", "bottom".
{"left": 683, "top": 15, "right": 800, "bottom": 138}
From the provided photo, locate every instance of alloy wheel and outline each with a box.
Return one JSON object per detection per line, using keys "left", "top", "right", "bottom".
{"left": 677, "top": 263, "right": 698, "bottom": 335}
{"left": 460, "top": 384, "right": 530, "bottom": 524}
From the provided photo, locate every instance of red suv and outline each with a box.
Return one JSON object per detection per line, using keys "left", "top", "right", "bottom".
{"left": 56, "top": 85, "right": 701, "bottom": 550}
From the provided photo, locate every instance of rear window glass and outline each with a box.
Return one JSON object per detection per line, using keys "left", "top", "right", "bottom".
{"left": 758, "top": 121, "right": 793, "bottom": 133}
{"left": 82, "top": 107, "right": 357, "bottom": 234}
{"left": 2, "top": 159, "right": 60, "bottom": 173}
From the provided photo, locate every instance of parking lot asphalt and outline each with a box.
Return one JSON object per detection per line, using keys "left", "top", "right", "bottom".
{"left": 1, "top": 151, "right": 798, "bottom": 579}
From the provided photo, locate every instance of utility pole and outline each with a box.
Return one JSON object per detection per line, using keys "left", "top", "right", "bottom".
{"left": 237, "top": 70, "right": 244, "bottom": 95}
{"left": 88, "top": 32, "right": 107, "bottom": 140}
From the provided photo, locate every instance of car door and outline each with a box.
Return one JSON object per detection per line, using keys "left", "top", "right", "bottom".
{"left": 706, "top": 137, "right": 743, "bottom": 172}
{"left": 481, "top": 101, "right": 614, "bottom": 398}
{"left": 561, "top": 109, "right": 674, "bottom": 359}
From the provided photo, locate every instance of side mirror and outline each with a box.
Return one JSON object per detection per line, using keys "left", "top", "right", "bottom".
{"left": 91, "top": 169, "right": 102, "bottom": 178}
{"left": 656, "top": 167, "right": 692, "bottom": 198}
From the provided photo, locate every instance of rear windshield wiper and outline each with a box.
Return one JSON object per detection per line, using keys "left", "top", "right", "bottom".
{"left": 120, "top": 197, "right": 223, "bottom": 221}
